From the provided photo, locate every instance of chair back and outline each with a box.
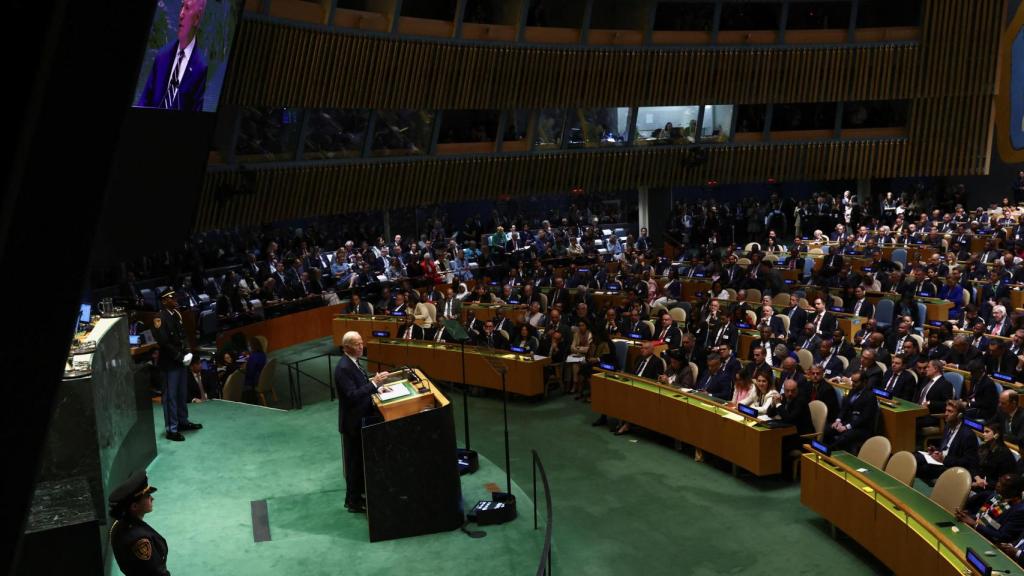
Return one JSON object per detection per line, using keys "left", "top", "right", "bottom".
{"left": 802, "top": 258, "right": 815, "bottom": 279}
{"left": 944, "top": 371, "right": 964, "bottom": 399}
{"left": 778, "top": 314, "right": 790, "bottom": 335}
{"left": 613, "top": 341, "right": 628, "bottom": 370}
{"left": 836, "top": 356, "right": 849, "bottom": 371}
{"left": 916, "top": 303, "right": 927, "bottom": 333}
{"left": 884, "top": 451, "right": 917, "bottom": 486}
{"left": 891, "top": 248, "right": 908, "bottom": 268}
{"left": 930, "top": 466, "right": 972, "bottom": 514}
{"left": 688, "top": 362, "right": 699, "bottom": 383}
{"left": 772, "top": 293, "right": 791, "bottom": 307}
{"left": 745, "top": 310, "right": 757, "bottom": 326}
{"left": 746, "top": 288, "right": 761, "bottom": 303}
{"left": 910, "top": 334, "right": 924, "bottom": 351}
{"left": 222, "top": 371, "right": 244, "bottom": 402}
{"left": 643, "top": 320, "right": 656, "bottom": 338}
{"left": 857, "top": 435, "right": 892, "bottom": 469}
{"left": 876, "top": 361, "right": 887, "bottom": 375}
{"left": 257, "top": 358, "right": 278, "bottom": 393}
{"left": 725, "top": 288, "right": 738, "bottom": 300}
{"left": 874, "top": 299, "right": 895, "bottom": 329}
{"left": 808, "top": 400, "right": 828, "bottom": 439}
{"left": 795, "top": 349, "right": 814, "bottom": 371}
{"left": 669, "top": 308, "right": 686, "bottom": 324}
{"left": 254, "top": 335, "right": 270, "bottom": 354}
{"left": 140, "top": 288, "right": 156, "bottom": 310}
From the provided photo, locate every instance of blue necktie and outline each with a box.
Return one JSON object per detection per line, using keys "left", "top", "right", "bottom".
{"left": 941, "top": 426, "right": 954, "bottom": 451}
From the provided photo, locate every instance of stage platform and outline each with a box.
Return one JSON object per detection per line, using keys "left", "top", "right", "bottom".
{"left": 145, "top": 400, "right": 539, "bottom": 576}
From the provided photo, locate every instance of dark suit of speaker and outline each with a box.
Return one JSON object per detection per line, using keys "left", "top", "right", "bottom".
{"left": 136, "top": 39, "right": 208, "bottom": 111}
{"left": 334, "top": 355, "right": 379, "bottom": 509}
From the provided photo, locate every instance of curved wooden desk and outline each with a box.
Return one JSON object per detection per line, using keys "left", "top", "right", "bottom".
{"left": 365, "top": 338, "right": 550, "bottom": 397}
{"left": 590, "top": 370, "right": 795, "bottom": 476}
{"left": 801, "top": 449, "right": 1019, "bottom": 576}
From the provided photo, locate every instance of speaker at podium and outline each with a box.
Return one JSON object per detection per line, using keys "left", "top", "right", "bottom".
{"left": 362, "top": 368, "right": 463, "bottom": 542}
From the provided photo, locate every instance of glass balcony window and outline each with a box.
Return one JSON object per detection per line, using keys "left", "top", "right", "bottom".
{"left": 535, "top": 109, "right": 567, "bottom": 150}
{"left": 701, "top": 105, "right": 734, "bottom": 143}
{"left": 371, "top": 110, "right": 435, "bottom": 156}
{"left": 635, "top": 106, "right": 699, "bottom": 145}
{"left": 236, "top": 107, "right": 300, "bottom": 162}
{"left": 566, "top": 108, "right": 633, "bottom": 148}
{"left": 304, "top": 109, "right": 369, "bottom": 160}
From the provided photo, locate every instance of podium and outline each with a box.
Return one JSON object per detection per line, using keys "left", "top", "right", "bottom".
{"left": 362, "top": 369, "right": 463, "bottom": 542}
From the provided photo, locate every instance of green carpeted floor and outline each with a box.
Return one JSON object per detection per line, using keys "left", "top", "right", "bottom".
{"left": 147, "top": 337, "right": 888, "bottom": 575}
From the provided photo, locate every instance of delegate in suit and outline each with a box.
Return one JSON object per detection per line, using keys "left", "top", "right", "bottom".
{"left": 335, "top": 331, "right": 391, "bottom": 514}
{"left": 137, "top": 0, "right": 208, "bottom": 111}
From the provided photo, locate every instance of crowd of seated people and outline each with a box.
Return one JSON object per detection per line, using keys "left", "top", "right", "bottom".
{"left": 103, "top": 176, "right": 1024, "bottom": 565}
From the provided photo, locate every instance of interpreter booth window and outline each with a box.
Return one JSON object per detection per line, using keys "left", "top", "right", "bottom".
{"left": 303, "top": 109, "right": 369, "bottom": 160}
{"left": 235, "top": 107, "right": 301, "bottom": 162}
{"left": 634, "top": 106, "right": 699, "bottom": 145}
{"left": 502, "top": 110, "right": 532, "bottom": 152}
{"left": 371, "top": 110, "right": 435, "bottom": 156}
{"left": 786, "top": 2, "right": 852, "bottom": 30}
{"left": 734, "top": 104, "right": 767, "bottom": 141}
{"left": 566, "top": 108, "right": 633, "bottom": 148}
{"left": 534, "top": 109, "right": 567, "bottom": 150}
{"left": 841, "top": 101, "right": 910, "bottom": 129}
{"left": 770, "top": 102, "right": 838, "bottom": 131}
{"left": 700, "top": 105, "right": 734, "bottom": 143}
{"left": 437, "top": 110, "right": 500, "bottom": 154}
{"left": 653, "top": 2, "right": 715, "bottom": 32}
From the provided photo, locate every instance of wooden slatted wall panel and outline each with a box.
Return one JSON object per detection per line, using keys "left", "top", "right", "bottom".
{"left": 907, "top": 0, "right": 1005, "bottom": 177}
{"left": 195, "top": 140, "right": 909, "bottom": 230}
{"left": 221, "top": 21, "right": 923, "bottom": 109}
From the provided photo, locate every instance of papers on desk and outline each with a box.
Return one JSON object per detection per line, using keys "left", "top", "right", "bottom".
{"left": 377, "top": 384, "right": 411, "bottom": 402}
{"left": 533, "top": 354, "right": 547, "bottom": 361}
{"left": 757, "top": 415, "right": 772, "bottom": 422}
{"left": 722, "top": 412, "right": 746, "bottom": 423}
{"left": 566, "top": 354, "right": 586, "bottom": 364}
{"left": 917, "top": 450, "right": 943, "bottom": 466}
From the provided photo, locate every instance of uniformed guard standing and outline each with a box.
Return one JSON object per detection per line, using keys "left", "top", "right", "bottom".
{"left": 108, "top": 471, "right": 170, "bottom": 576}
{"left": 153, "top": 288, "right": 202, "bottom": 441}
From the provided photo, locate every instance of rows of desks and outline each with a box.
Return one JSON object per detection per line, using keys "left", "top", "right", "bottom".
{"left": 590, "top": 370, "right": 795, "bottom": 476}
{"left": 365, "top": 339, "right": 550, "bottom": 397}
{"left": 801, "top": 450, "right": 1016, "bottom": 576}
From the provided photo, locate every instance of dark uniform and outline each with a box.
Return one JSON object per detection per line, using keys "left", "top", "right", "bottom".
{"left": 109, "top": 471, "right": 170, "bottom": 576}
{"left": 153, "top": 288, "right": 201, "bottom": 440}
